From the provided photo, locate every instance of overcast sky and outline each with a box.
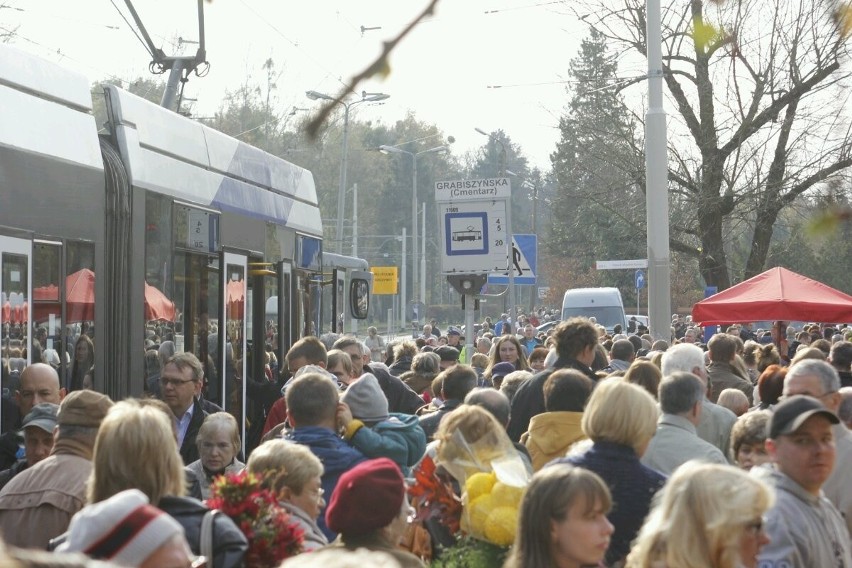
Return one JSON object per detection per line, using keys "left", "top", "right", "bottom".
{"left": 0, "top": 0, "right": 639, "bottom": 170}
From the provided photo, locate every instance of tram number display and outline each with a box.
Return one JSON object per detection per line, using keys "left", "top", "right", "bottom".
{"left": 174, "top": 204, "right": 219, "bottom": 254}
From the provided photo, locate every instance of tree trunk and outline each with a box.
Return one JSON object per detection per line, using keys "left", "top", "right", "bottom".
{"left": 744, "top": 203, "right": 781, "bottom": 279}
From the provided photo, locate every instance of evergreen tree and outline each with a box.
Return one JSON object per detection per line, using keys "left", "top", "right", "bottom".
{"left": 548, "top": 28, "right": 645, "bottom": 297}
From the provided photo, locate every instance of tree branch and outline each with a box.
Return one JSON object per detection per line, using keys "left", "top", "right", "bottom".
{"left": 305, "top": 0, "right": 439, "bottom": 139}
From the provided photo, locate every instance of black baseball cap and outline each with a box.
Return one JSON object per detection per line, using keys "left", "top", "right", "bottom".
{"left": 435, "top": 346, "right": 460, "bottom": 362}
{"left": 768, "top": 395, "right": 839, "bottom": 439}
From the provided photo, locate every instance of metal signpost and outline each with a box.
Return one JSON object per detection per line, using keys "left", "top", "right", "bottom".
{"left": 436, "top": 177, "right": 512, "bottom": 362}
{"left": 635, "top": 268, "right": 645, "bottom": 317}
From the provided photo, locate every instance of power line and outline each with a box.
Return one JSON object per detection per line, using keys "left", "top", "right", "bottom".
{"left": 487, "top": 73, "right": 647, "bottom": 90}
{"left": 236, "top": 0, "right": 348, "bottom": 90}
{"left": 108, "top": 0, "right": 153, "bottom": 58}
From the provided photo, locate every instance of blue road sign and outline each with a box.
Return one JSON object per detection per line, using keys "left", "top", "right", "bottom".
{"left": 635, "top": 269, "right": 646, "bottom": 290}
{"left": 488, "top": 234, "right": 537, "bottom": 285}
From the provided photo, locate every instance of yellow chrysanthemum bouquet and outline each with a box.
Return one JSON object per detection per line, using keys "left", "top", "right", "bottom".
{"left": 437, "top": 426, "right": 530, "bottom": 548}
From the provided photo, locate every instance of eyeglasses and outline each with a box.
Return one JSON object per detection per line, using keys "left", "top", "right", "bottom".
{"left": 308, "top": 487, "right": 325, "bottom": 502}
{"left": 744, "top": 518, "right": 764, "bottom": 535}
{"left": 160, "top": 377, "right": 196, "bottom": 387}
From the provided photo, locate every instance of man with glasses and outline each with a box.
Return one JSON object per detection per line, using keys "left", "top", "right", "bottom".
{"left": 755, "top": 395, "right": 851, "bottom": 566}
{"left": 784, "top": 359, "right": 852, "bottom": 536}
{"left": 160, "top": 353, "right": 209, "bottom": 465}
{"left": 332, "top": 337, "right": 423, "bottom": 415}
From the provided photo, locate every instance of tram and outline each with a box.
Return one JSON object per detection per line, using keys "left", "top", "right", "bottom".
{"left": 0, "top": 44, "right": 371, "bottom": 444}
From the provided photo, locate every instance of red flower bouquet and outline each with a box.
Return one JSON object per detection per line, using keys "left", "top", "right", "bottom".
{"left": 207, "top": 470, "right": 304, "bottom": 567}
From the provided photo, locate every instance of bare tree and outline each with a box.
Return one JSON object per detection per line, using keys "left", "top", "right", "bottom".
{"left": 581, "top": 0, "right": 852, "bottom": 288}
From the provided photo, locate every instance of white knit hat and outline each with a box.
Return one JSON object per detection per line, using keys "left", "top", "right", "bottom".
{"left": 341, "top": 373, "right": 389, "bottom": 423}
{"left": 58, "top": 489, "right": 185, "bottom": 565}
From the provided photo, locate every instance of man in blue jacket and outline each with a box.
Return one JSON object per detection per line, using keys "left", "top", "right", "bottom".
{"left": 284, "top": 371, "right": 366, "bottom": 541}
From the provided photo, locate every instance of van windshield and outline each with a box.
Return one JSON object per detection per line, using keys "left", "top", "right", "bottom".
{"left": 562, "top": 307, "right": 625, "bottom": 331}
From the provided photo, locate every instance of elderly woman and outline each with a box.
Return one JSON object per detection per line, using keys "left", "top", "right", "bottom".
{"left": 729, "top": 409, "right": 772, "bottom": 470}
{"left": 399, "top": 351, "right": 441, "bottom": 402}
{"left": 85, "top": 400, "right": 247, "bottom": 568}
{"left": 324, "top": 457, "right": 425, "bottom": 568}
{"left": 550, "top": 377, "right": 663, "bottom": 566}
{"left": 626, "top": 462, "right": 773, "bottom": 568}
{"left": 186, "top": 412, "right": 245, "bottom": 499}
{"left": 247, "top": 439, "right": 328, "bottom": 551}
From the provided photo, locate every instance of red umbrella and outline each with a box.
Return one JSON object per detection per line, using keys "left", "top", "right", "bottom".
{"left": 32, "top": 270, "right": 176, "bottom": 323}
{"left": 144, "top": 282, "right": 176, "bottom": 321}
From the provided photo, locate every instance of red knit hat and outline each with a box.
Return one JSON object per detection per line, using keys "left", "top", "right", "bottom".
{"left": 325, "top": 458, "right": 405, "bottom": 535}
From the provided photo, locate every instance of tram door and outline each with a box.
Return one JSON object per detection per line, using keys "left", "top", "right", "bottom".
{"left": 221, "top": 252, "right": 247, "bottom": 453}
{"left": 0, "top": 236, "right": 31, "bottom": 430}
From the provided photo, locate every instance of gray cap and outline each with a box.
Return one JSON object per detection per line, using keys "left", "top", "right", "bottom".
{"left": 20, "top": 402, "right": 59, "bottom": 434}
{"left": 768, "top": 395, "right": 840, "bottom": 439}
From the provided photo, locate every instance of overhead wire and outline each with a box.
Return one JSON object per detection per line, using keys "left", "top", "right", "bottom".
{"left": 108, "top": 0, "right": 153, "bottom": 57}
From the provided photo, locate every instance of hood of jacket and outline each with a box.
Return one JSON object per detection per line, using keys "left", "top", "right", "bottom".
{"left": 525, "top": 411, "right": 586, "bottom": 455}
{"left": 285, "top": 426, "right": 365, "bottom": 474}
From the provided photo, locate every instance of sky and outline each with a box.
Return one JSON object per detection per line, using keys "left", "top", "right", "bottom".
{"left": 0, "top": 0, "right": 631, "bottom": 170}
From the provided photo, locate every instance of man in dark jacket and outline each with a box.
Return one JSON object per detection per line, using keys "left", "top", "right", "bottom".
{"left": 159, "top": 353, "right": 209, "bottom": 465}
{"left": 507, "top": 317, "right": 599, "bottom": 442}
{"left": 334, "top": 337, "right": 424, "bottom": 415}
{"left": 419, "top": 364, "right": 477, "bottom": 441}
{"left": 284, "top": 371, "right": 366, "bottom": 541}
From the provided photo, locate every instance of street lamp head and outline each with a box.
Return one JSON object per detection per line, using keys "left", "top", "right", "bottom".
{"left": 305, "top": 90, "right": 334, "bottom": 101}
{"left": 421, "top": 145, "right": 449, "bottom": 156}
{"left": 362, "top": 91, "right": 390, "bottom": 102}
{"left": 474, "top": 127, "right": 490, "bottom": 137}
{"left": 379, "top": 144, "right": 405, "bottom": 155}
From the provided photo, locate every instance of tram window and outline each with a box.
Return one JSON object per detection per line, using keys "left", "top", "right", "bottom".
{"left": 32, "top": 243, "right": 62, "bottom": 371}
{"left": 351, "top": 278, "right": 370, "bottom": 319}
{"left": 223, "top": 263, "right": 245, "bottom": 444}
{"left": 172, "top": 253, "right": 220, "bottom": 405}
{"left": 2, "top": 251, "right": 29, "bottom": 399}
{"left": 65, "top": 241, "right": 94, "bottom": 392}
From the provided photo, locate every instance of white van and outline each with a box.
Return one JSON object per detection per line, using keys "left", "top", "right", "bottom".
{"left": 561, "top": 287, "right": 628, "bottom": 333}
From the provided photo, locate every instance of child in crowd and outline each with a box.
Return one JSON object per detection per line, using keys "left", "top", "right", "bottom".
{"left": 337, "top": 373, "right": 427, "bottom": 475}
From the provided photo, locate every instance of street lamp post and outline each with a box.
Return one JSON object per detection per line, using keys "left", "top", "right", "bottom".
{"left": 306, "top": 90, "right": 389, "bottom": 253}
{"left": 379, "top": 144, "right": 449, "bottom": 322}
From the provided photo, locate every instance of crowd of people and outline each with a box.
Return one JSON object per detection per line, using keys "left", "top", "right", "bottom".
{"left": 0, "top": 312, "right": 848, "bottom": 567}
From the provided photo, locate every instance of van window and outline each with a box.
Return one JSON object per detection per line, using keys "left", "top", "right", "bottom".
{"left": 562, "top": 306, "right": 625, "bottom": 330}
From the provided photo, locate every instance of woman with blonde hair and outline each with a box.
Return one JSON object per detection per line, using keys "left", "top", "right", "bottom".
{"left": 504, "top": 464, "right": 613, "bottom": 568}
{"left": 550, "top": 377, "right": 662, "bottom": 566}
{"left": 483, "top": 335, "right": 530, "bottom": 385}
{"left": 626, "top": 462, "right": 773, "bottom": 568}
{"left": 86, "top": 399, "right": 247, "bottom": 568}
